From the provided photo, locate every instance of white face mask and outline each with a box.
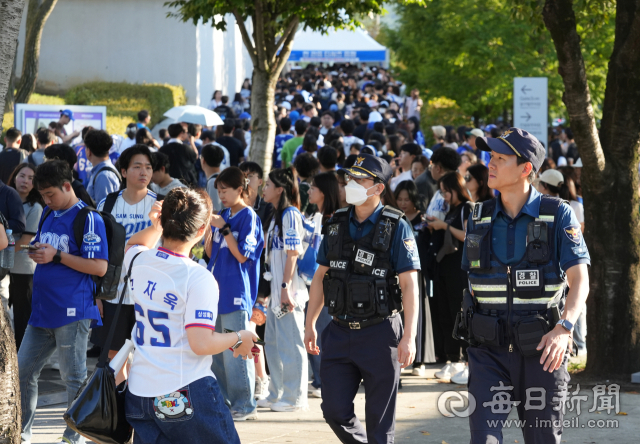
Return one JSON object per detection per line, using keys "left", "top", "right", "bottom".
{"left": 345, "top": 180, "right": 377, "bottom": 206}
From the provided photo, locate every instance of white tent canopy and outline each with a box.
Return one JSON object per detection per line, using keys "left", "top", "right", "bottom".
{"left": 288, "top": 28, "right": 388, "bottom": 66}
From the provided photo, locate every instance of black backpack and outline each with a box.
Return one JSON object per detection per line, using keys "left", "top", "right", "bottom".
{"left": 91, "top": 165, "right": 122, "bottom": 188}
{"left": 38, "top": 197, "right": 125, "bottom": 301}
{"left": 0, "top": 212, "right": 9, "bottom": 281}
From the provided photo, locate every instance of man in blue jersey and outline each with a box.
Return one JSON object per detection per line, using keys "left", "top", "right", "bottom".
{"left": 19, "top": 160, "right": 109, "bottom": 444}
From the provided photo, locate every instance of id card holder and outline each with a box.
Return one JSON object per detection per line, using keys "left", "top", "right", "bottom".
{"left": 353, "top": 247, "right": 376, "bottom": 275}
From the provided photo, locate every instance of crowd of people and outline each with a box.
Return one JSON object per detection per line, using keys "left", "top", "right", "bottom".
{"left": 0, "top": 62, "right": 587, "bottom": 443}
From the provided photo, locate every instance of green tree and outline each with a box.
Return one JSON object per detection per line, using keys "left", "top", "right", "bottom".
{"left": 383, "top": 0, "right": 613, "bottom": 123}
{"left": 166, "top": 0, "right": 421, "bottom": 171}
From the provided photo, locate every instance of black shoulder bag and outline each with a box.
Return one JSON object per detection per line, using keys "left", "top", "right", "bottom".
{"left": 63, "top": 252, "right": 142, "bottom": 444}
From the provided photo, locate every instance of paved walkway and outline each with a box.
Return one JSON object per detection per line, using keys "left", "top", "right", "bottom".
{"left": 29, "top": 361, "right": 640, "bottom": 444}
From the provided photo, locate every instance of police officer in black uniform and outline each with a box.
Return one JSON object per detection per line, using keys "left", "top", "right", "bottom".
{"left": 455, "top": 128, "right": 590, "bottom": 443}
{"left": 305, "top": 154, "right": 421, "bottom": 444}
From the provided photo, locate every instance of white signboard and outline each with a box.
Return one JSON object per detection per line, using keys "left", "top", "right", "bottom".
{"left": 14, "top": 104, "right": 107, "bottom": 138}
{"left": 513, "top": 77, "right": 548, "bottom": 150}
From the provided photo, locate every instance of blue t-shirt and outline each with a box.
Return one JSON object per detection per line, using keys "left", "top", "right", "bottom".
{"left": 207, "top": 206, "right": 265, "bottom": 315}
{"left": 414, "top": 130, "right": 425, "bottom": 147}
{"left": 30, "top": 201, "right": 109, "bottom": 328}
{"left": 317, "top": 204, "right": 421, "bottom": 274}
{"left": 274, "top": 134, "right": 294, "bottom": 169}
{"left": 86, "top": 159, "right": 120, "bottom": 204}
{"left": 74, "top": 144, "right": 92, "bottom": 184}
{"left": 462, "top": 186, "right": 590, "bottom": 272}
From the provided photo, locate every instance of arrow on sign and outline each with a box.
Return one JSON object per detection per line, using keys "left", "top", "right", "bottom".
{"left": 520, "top": 113, "right": 532, "bottom": 122}
{"left": 521, "top": 85, "right": 531, "bottom": 94}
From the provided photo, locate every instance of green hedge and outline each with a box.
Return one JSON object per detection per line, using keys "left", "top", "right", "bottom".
{"left": 65, "top": 82, "right": 187, "bottom": 135}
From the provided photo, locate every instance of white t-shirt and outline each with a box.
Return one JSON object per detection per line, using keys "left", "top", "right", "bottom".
{"left": 569, "top": 200, "right": 585, "bottom": 224}
{"left": 389, "top": 170, "right": 413, "bottom": 192}
{"left": 98, "top": 189, "right": 157, "bottom": 304}
{"left": 426, "top": 189, "right": 449, "bottom": 221}
{"left": 342, "top": 135, "right": 364, "bottom": 157}
{"left": 266, "top": 207, "right": 309, "bottom": 313}
{"left": 125, "top": 245, "right": 218, "bottom": 397}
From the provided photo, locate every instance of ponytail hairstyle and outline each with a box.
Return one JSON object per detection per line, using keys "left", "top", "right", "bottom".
{"left": 215, "top": 166, "right": 250, "bottom": 200}
{"left": 161, "top": 188, "right": 213, "bottom": 243}
{"left": 268, "top": 167, "right": 300, "bottom": 236}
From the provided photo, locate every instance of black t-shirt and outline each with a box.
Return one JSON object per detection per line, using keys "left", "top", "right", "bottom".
{"left": 159, "top": 142, "right": 198, "bottom": 186}
{"left": 353, "top": 123, "right": 368, "bottom": 140}
{"left": 213, "top": 105, "right": 236, "bottom": 121}
{"left": 0, "top": 148, "right": 27, "bottom": 184}
{"left": 438, "top": 202, "right": 472, "bottom": 269}
{"left": 216, "top": 136, "right": 244, "bottom": 166}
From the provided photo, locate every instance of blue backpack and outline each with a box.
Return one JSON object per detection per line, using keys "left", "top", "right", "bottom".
{"left": 298, "top": 213, "right": 323, "bottom": 285}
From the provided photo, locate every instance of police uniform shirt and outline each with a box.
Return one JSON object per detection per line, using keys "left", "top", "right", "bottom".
{"left": 98, "top": 189, "right": 158, "bottom": 305}
{"left": 462, "top": 186, "right": 590, "bottom": 272}
{"left": 30, "top": 201, "right": 109, "bottom": 328}
{"left": 317, "top": 203, "right": 422, "bottom": 274}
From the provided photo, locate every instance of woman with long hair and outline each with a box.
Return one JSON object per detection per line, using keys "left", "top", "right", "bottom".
{"left": 304, "top": 172, "right": 339, "bottom": 397}
{"left": 8, "top": 163, "right": 44, "bottom": 350}
{"left": 426, "top": 172, "right": 472, "bottom": 384}
{"left": 465, "top": 164, "right": 493, "bottom": 202}
{"left": 210, "top": 90, "right": 223, "bottom": 110}
{"left": 205, "top": 167, "right": 265, "bottom": 420}
{"left": 259, "top": 167, "right": 309, "bottom": 412}
{"left": 122, "top": 188, "right": 258, "bottom": 443}
{"left": 407, "top": 116, "right": 425, "bottom": 147}
{"left": 394, "top": 180, "right": 435, "bottom": 375}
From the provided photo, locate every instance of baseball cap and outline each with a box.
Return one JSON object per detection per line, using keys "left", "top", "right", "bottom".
{"left": 538, "top": 169, "right": 564, "bottom": 188}
{"left": 484, "top": 124, "right": 497, "bottom": 133}
{"left": 279, "top": 101, "right": 291, "bottom": 110}
{"left": 60, "top": 109, "right": 74, "bottom": 120}
{"left": 239, "top": 112, "right": 251, "bottom": 120}
{"left": 289, "top": 110, "right": 300, "bottom": 124}
{"left": 466, "top": 128, "right": 484, "bottom": 138}
{"left": 368, "top": 111, "right": 383, "bottom": 123}
{"left": 476, "top": 127, "right": 546, "bottom": 173}
{"left": 432, "top": 125, "right": 446, "bottom": 138}
{"left": 343, "top": 153, "right": 392, "bottom": 184}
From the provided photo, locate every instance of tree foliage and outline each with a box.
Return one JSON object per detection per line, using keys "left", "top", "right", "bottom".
{"left": 383, "top": 0, "right": 614, "bottom": 122}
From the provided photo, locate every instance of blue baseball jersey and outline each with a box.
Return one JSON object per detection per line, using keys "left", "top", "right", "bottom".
{"left": 207, "top": 206, "right": 265, "bottom": 315}
{"left": 274, "top": 134, "right": 294, "bottom": 169}
{"left": 30, "top": 201, "right": 109, "bottom": 328}
{"left": 317, "top": 203, "right": 421, "bottom": 274}
{"left": 462, "top": 186, "right": 590, "bottom": 272}
{"left": 74, "top": 144, "right": 92, "bottom": 183}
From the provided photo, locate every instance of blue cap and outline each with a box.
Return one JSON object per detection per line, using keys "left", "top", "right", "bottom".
{"left": 60, "top": 109, "right": 74, "bottom": 120}
{"left": 329, "top": 104, "right": 339, "bottom": 112}
{"left": 476, "top": 127, "right": 546, "bottom": 173}
{"left": 289, "top": 110, "right": 300, "bottom": 124}
{"left": 343, "top": 153, "right": 393, "bottom": 184}
{"left": 484, "top": 124, "right": 497, "bottom": 132}
{"left": 239, "top": 112, "right": 251, "bottom": 120}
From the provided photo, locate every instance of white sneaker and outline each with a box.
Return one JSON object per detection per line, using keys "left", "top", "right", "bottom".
{"left": 256, "top": 398, "right": 274, "bottom": 408}
{"left": 310, "top": 388, "right": 322, "bottom": 398}
{"left": 435, "top": 362, "right": 465, "bottom": 380}
{"left": 232, "top": 410, "right": 258, "bottom": 421}
{"left": 270, "top": 401, "right": 305, "bottom": 412}
{"left": 254, "top": 377, "right": 269, "bottom": 400}
{"left": 412, "top": 365, "right": 425, "bottom": 376}
{"left": 451, "top": 366, "right": 469, "bottom": 385}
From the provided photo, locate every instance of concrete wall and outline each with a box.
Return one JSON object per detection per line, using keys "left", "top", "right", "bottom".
{"left": 15, "top": 0, "right": 253, "bottom": 105}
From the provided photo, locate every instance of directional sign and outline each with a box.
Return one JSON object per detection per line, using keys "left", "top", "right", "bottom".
{"left": 513, "top": 77, "right": 548, "bottom": 150}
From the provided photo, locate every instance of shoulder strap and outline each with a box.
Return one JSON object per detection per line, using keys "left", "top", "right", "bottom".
{"left": 538, "top": 195, "right": 565, "bottom": 217}
{"left": 37, "top": 208, "right": 54, "bottom": 237}
{"left": 103, "top": 191, "right": 120, "bottom": 214}
{"left": 72, "top": 206, "right": 98, "bottom": 254}
{"left": 92, "top": 165, "right": 122, "bottom": 187}
{"left": 371, "top": 205, "right": 404, "bottom": 252}
{"left": 207, "top": 173, "right": 219, "bottom": 185}
{"left": 97, "top": 251, "right": 143, "bottom": 368}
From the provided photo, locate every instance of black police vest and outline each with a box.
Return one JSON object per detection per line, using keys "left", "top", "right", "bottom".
{"left": 322, "top": 205, "right": 404, "bottom": 318}
{"left": 465, "top": 195, "right": 567, "bottom": 314}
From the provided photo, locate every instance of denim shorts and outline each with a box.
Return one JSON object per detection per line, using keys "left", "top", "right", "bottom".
{"left": 125, "top": 376, "right": 240, "bottom": 444}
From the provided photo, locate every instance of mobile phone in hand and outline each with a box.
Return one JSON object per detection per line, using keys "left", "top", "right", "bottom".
{"left": 21, "top": 244, "right": 38, "bottom": 251}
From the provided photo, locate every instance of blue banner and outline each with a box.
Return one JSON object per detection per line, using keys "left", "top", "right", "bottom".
{"left": 288, "top": 50, "right": 387, "bottom": 63}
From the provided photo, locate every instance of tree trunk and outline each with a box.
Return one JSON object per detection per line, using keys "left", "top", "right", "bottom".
{"left": 249, "top": 69, "right": 278, "bottom": 172}
{"left": 543, "top": 0, "right": 640, "bottom": 377}
{"left": 4, "top": 41, "right": 19, "bottom": 114}
{"left": 15, "top": 0, "right": 58, "bottom": 105}
{"left": 0, "top": 3, "right": 27, "bottom": 441}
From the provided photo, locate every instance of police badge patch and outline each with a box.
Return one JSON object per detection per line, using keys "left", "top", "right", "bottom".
{"left": 403, "top": 238, "right": 416, "bottom": 253}
{"left": 564, "top": 225, "right": 582, "bottom": 244}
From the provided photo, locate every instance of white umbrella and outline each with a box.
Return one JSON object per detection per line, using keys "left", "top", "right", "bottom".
{"left": 163, "top": 105, "right": 224, "bottom": 126}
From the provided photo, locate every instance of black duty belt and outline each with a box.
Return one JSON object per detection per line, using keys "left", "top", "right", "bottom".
{"left": 333, "top": 316, "right": 388, "bottom": 330}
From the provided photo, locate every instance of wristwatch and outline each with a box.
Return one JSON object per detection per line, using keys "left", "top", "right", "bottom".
{"left": 231, "top": 331, "right": 243, "bottom": 350}
{"left": 557, "top": 319, "right": 574, "bottom": 333}
{"left": 52, "top": 249, "right": 62, "bottom": 264}
{"left": 281, "top": 282, "right": 289, "bottom": 289}
{"left": 221, "top": 223, "right": 231, "bottom": 237}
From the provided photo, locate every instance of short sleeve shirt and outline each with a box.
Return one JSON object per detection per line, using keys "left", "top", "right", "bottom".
{"left": 317, "top": 204, "right": 422, "bottom": 275}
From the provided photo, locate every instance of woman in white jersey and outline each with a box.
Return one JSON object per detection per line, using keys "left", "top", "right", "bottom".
{"left": 123, "top": 188, "right": 257, "bottom": 443}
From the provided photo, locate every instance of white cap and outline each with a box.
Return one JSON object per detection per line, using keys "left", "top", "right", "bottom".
{"left": 368, "top": 111, "right": 383, "bottom": 123}
{"left": 557, "top": 156, "right": 568, "bottom": 167}
{"left": 468, "top": 128, "right": 484, "bottom": 138}
{"left": 279, "top": 101, "right": 291, "bottom": 110}
{"left": 539, "top": 169, "right": 564, "bottom": 188}
{"left": 574, "top": 158, "right": 583, "bottom": 168}
{"left": 432, "top": 125, "right": 446, "bottom": 138}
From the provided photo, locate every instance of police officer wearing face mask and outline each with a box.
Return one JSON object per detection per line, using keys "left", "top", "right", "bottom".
{"left": 304, "top": 154, "right": 421, "bottom": 444}
{"left": 455, "top": 128, "right": 590, "bottom": 444}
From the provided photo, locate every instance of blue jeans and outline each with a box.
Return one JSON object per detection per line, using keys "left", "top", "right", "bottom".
{"left": 125, "top": 376, "right": 240, "bottom": 444}
{"left": 305, "top": 304, "right": 332, "bottom": 389}
{"left": 264, "top": 302, "right": 308, "bottom": 407}
{"left": 210, "top": 310, "right": 256, "bottom": 414}
{"left": 19, "top": 320, "right": 91, "bottom": 444}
